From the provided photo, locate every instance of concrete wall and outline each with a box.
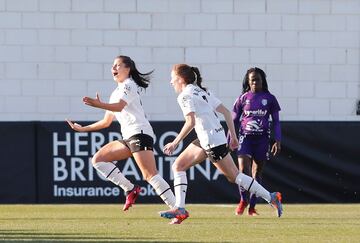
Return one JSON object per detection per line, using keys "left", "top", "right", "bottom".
{"left": 0, "top": 0, "right": 359, "bottom": 121}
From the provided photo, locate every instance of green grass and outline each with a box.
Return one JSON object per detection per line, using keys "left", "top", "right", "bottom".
{"left": 0, "top": 204, "right": 360, "bottom": 242}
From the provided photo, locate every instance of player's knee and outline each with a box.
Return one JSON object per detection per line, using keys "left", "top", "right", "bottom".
{"left": 144, "top": 175, "right": 152, "bottom": 182}
{"left": 225, "top": 175, "right": 236, "bottom": 183}
{"left": 144, "top": 172, "right": 157, "bottom": 182}
{"left": 253, "top": 170, "right": 263, "bottom": 178}
{"left": 91, "top": 153, "right": 101, "bottom": 166}
{"left": 171, "top": 162, "right": 179, "bottom": 172}
{"left": 172, "top": 161, "right": 185, "bottom": 172}
{"left": 244, "top": 167, "right": 252, "bottom": 176}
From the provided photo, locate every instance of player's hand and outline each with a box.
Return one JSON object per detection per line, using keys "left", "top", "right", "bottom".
{"left": 163, "top": 142, "right": 177, "bottom": 156}
{"left": 229, "top": 135, "right": 239, "bottom": 151}
{"left": 66, "top": 119, "right": 84, "bottom": 132}
{"left": 271, "top": 141, "right": 281, "bottom": 156}
{"left": 83, "top": 93, "right": 102, "bottom": 108}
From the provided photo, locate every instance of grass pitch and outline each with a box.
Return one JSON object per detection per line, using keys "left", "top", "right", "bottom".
{"left": 0, "top": 204, "right": 359, "bottom": 242}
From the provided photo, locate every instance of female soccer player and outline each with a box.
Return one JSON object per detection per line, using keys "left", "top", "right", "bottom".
{"left": 233, "top": 67, "right": 281, "bottom": 216}
{"left": 159, "top": 64, "right": 282, "bottom": 224}
{"left": 66, "top": 55, "right": 176, "bottom": 211}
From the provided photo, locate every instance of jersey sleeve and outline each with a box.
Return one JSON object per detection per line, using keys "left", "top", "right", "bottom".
{"left": 177, "top": 93, "right": 195, "bottom": 116}
{"left": 207, "top": 90, "right": 222, "bottom": 110}
{"left": 232, "top": 96, "right": 243, "bottom": 136}
{"left": 108, "top": 90, "right": 117, "bottom": 103}
{"left": 271, "top": 111, "right": 282, "bottom": 141}
{"left": 108, "top": 90, "right": 118, "bottom": 114}
{"left": 269, "top": 94, "right": 281, "bottom": 113}
{"left": 232, "top": 95, "right": 243, "bottom": 115}
{"left": 269, "top": 94, "right": 281, "bottom": 141}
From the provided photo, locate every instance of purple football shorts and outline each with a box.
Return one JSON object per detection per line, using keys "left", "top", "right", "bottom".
{"left": 237, "top": 134, "right": 270, "bottom": 161}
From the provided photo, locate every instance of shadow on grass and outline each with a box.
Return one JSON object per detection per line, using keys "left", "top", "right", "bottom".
{"left": 0, "top": 230, "right": 201, "bottom": 243}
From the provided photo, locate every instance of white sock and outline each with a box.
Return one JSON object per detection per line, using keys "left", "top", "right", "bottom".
{"left": 173, "top": 171, "right": 187, "bottom": 208}
{"left": 148, "top": 174, "right": 176, "bottom": 209}
{"left": 93, "top": 162, "right": 134, "bottom": 192}
{"left": 235, "top": 173, "right": 271, "bottom": 202}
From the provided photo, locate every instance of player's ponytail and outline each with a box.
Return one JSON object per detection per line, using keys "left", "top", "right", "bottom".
{"left": 117, "top": 55, "right": 153, "bottom": 89}
{"left": 190, "top": 66, "right": 206, "bottom": 92}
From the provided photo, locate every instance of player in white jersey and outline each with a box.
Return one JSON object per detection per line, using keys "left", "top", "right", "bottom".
{"left": 159, "top": 64, "right": 283, "bottom": 224}
{"left": 66, "top": 55, "right": 175, "bottom": 212}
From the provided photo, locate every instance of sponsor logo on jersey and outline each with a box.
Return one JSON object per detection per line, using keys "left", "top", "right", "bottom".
{"left": 244, "top": 109, "right": 267, "bottom": 116}
{"left": 181, "top": 95, "right": 191, "bottom": 108}
{"left": 214, "top": 127, "right": 224, "bottom": 133}
{"left": 245, "top": 120, "right": 264, "bottom": 132}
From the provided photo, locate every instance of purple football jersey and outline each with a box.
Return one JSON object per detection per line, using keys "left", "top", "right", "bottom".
{"left": 233, "top": 91, "right": 281, "bottom": 136}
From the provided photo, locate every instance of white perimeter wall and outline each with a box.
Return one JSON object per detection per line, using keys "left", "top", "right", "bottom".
{"left": 0, "top": 0, "right": 359, "bottom": 121}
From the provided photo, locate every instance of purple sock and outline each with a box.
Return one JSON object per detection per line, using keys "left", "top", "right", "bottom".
{"left": 249, "top": 194, "right": 257, "bottom": 208}
{"left": 239, "top": 185, "right": 248, "bottom": 202}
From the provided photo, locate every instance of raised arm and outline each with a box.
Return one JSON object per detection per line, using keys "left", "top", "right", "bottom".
{"left": 83, "top": 93, "right": 127, "bottom": 112}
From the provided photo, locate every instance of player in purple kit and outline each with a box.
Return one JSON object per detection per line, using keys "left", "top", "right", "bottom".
{"left": 232, "top": 67, "right": 281, "bottom": 216}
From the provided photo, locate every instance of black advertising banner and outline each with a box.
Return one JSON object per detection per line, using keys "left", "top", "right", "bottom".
{"left": 0, "top": 121, "right": 359, "bottom": 204}
{"left": 0, "top": 122, "right": 36, "bottom": 203}
{"left": 36, "top": 121, "right": 237, "bottom": 204}
{"left": 264, "top": 122, "right": 360, "bottom": 203}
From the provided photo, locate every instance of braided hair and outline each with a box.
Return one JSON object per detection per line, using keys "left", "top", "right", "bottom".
{"left": 242, "top": 67, "right": 269, "bottom": 94}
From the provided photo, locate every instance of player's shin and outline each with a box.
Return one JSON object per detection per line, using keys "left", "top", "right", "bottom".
{"left": 93, "top": 161, "right": 134, "bottom": 192}
{"left": 173, "top": 171, "right": 187, "bottom": 208}
{"left": 235, "top": 173, "right": 271, "bottom": 202}
{"left": 149, "top": 174, "right": 176, "bottom": 208}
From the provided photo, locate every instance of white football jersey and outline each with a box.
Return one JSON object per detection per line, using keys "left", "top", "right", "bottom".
{"left": 109, "top": 78, "right": 154, "bottom": 139}
{"left": 177, "top": 84, "right": 226, "bottom": 149}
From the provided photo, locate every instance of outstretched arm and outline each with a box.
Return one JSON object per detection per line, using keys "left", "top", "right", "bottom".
{"left": 163, "top": 112, "right": 195, "bottom": 155}
{"left": 216, "top": 104, "right": 239, "bottom": 150}
{"left": 66, "top": 110, "right": 114, "bottom": 132}
{"left": 83, "top": 93, "right": 127, "bottom": 112}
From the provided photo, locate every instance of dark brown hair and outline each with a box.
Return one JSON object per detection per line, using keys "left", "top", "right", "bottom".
{"left": 116, "top": 55, "right": 153, "bottom": 88}
{"left": 172, "top": 64, "right": 207, "bottom": 91}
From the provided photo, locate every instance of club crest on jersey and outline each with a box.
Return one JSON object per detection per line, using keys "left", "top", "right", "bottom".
{"left": 181, "top": 95, "right": 191, "bottom": 107}
{"left": 123, "top": 84, "right": 131, "bottom": 95}
{"left": 261, "top": 99, "right": 267, "bottom": 106}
